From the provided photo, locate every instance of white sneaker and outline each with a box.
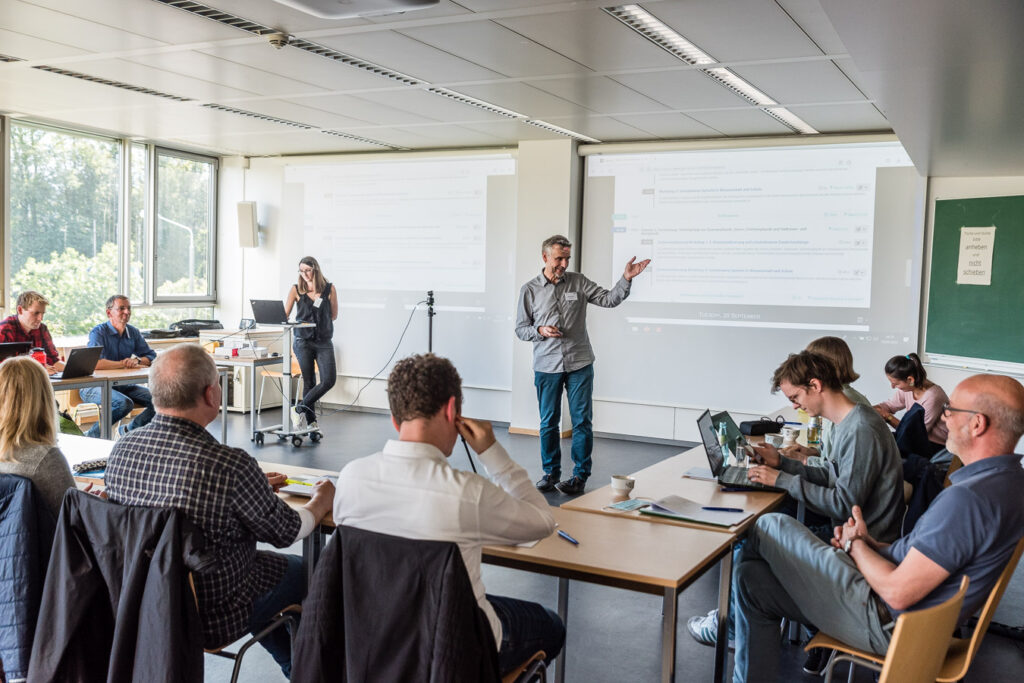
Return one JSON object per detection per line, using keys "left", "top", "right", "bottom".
{"left": 306, "top": 421, "right": 319, "bottom": 432}
{"left": 290, "top": 407, "right": 306, "bottom": 430}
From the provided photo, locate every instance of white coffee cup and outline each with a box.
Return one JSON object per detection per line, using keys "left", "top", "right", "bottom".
{"left": 610, "top": 474, "right": 635, "bottom": 494}
{"left": 781, "top": 426, "right": 799, "bottom": 447}
{"left": 765, "top": 433, "right": 784, "bottom": 448}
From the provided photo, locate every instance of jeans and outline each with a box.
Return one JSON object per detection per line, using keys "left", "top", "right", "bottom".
{"left": 249, "top": 554, "right": 305, "bottom": 678}
{"left": 732, "top": 514, "right": 892, "bottom": 683}
{"left": 487, "top": 595, "right": 565, "bottom": 675}
{"left": 292, "top": 338, "right": 337, "bottom": 423}
{"left": 80, "top": 384, "right": 154, "bottom": 438}
{"left": 534, "top": 363, "right": 594, "bottom": 480}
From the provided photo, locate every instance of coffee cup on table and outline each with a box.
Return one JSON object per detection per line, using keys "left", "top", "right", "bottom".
{"left": 610, "top": 475, "right": 635, "bottom": 496}
{"left": 765, "top": 433, "right": 784, "bottom": 448}
{"left": 781, "top": 426, "right": 799, "bottom": 447}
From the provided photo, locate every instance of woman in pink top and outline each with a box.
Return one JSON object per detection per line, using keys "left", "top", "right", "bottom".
{"left": 872, "top": 352, "right": 949, "bottom": 449}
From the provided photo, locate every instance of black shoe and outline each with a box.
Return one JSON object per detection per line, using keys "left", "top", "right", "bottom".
{"left": 535, "top": 473, "right": 559, "bottom": 492}
{"left": 803, "top": 647, "right": 831, "bottom": 675}
{"left": 555, "top": 476, "right": 586, "bottom": 495}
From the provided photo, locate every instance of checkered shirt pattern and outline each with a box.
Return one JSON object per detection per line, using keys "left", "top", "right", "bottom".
{"left": 0, "top": 314, "right": 60, "bottom": 365}
{"left": 105, "top": 414, "right": 301, "bottom": 648}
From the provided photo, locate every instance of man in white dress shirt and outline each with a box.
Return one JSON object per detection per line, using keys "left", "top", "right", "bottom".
{"left": 333, "top": 353, "right": 565, "bottom": 675}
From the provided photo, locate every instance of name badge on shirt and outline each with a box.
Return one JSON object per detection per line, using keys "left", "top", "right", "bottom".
{"left": 313, "top": 297, "right": 323, "bottom": 308}
{"left": 564, "top": 292, "right": 578, "bottom": 302}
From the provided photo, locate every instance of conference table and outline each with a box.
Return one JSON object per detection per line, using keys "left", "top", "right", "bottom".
{"left": 52, "top": 366, "right": 230, "bottom": 442}
{"left": 263, "top": 457, "right": 765, "bottom": 683}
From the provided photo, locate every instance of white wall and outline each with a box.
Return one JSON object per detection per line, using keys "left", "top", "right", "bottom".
{"left": 215, "top": 150, "right": 1024, "bottom": 445}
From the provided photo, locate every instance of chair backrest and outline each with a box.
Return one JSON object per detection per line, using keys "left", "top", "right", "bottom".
{"left": 938, "top": 536, "right": 1024, "bottom": 681}
{"left": 942, "top": 455, "right": 963, "bottom": 487}
{"left": 878, "top": 575, "right": 969, "bottom": 683}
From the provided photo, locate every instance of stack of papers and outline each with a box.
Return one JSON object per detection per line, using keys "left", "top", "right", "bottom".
{"left": 640, "top": 495, "right": 751, "bottom": 528}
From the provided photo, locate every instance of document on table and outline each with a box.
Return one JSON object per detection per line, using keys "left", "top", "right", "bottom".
{"left": 640, "top": 495, "right": 751, "bottom": 528}
{"left": 682, "top": 466, "right": 716, "bottom": 481}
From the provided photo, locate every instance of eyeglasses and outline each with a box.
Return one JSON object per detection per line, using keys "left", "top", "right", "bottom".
{"left": 298, "top": 268, "right": 314, "bottom": 275}
{"left": 941, "top": 402, "right": 982, "bottom": 418}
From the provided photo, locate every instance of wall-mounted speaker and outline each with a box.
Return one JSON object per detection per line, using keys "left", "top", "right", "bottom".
{"left": 238, "top": 201, "right": 259, "bottom": 248}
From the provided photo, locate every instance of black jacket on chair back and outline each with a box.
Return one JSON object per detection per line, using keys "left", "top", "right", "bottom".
{"left": 28, "top": 489, "right": 213, "bottom": 683}
{"left": 292, "top": 525, "right": 501, "bottom": 683}
{"left": 0, "top": 474, "right": 56, "bottom": 683}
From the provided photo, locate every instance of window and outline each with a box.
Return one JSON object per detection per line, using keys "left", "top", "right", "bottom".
{"left": 8, "top": 123, "right": 121, "bottom": 335}
{"left": 5, "top": 121, "right": 218, "bottom": 336}
{"left": 154, "top": 149, "right": 216, "bottom": 301}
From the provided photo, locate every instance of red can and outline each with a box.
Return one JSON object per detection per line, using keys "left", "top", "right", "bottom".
{"left": 31, "top": 347, "right": 47, "bottom": 365}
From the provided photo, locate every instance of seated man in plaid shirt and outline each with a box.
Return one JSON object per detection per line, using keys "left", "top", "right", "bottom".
{"left": 105, "top": 344, "right": 334, "bottom": 677}
{"left": 0, "top": 290, "right": 64, "bottom": 373}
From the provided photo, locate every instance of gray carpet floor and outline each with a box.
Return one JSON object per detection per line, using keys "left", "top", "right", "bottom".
{"left": 203, "top": 408, "right": 1024, "bottom": 682}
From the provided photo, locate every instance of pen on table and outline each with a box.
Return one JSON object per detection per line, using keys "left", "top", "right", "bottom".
{"left": 702, "top": 506, "right": 745, "bottom": 513}
{"left": 557, "top": 530, "right": 579, "bottom": 545}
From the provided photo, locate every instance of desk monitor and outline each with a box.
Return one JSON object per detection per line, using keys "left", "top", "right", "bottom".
{"left": 0, "top": 341, "right": 32, "bottom": 362}
{"left": 51, "top": 346, "right": 103, "bottom": 380}
{"left": 250, "top": 299, "right": 291, "bottom": 326}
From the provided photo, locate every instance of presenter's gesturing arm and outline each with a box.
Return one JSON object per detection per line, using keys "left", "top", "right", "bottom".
{"left": 284, "top": 285, "right": 299, "bottom": 317}
{"left": 582, "top": 257, "right": 651, "bottom": 308}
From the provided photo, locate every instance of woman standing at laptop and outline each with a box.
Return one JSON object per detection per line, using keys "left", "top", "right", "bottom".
{"left": 284, "top": 256, "right": 338, "bottom": 432}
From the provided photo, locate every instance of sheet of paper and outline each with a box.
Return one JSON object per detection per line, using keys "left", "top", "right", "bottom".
{"left": 956, "top": 226, "right": 996, "bottom": 285}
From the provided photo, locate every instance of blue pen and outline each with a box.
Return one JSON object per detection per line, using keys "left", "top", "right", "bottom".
{"left": 557, "top": 530, "right": 580, "bottom": 545}
{"left": 702, "top": 506, "right": 744, "bottom": 513}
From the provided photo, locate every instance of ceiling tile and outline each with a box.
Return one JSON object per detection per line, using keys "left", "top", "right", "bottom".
{"left": 785, "top": 102, "right": 891, "bottom": 133}
{"left": 340, "top": 89, "right": 511, "bottom": 124}
{"left": 611, "top": 112, "right": 720, "bottom": 139}
{"left": 684, "top": 107, "right": 793, "bottom": 136}
{"left": 0, "top": 29, "right": 89, "bottom": 61}
{"left": 610, "top": 69, "right": 752, "bottom": 110}
{"left": 732, "top": 60, "right": 866, "bottom": 104}
{"left": 61, "top": 58, "right": 257, "bottom": 102}
{"left": 775, "top": 0, "right": 849, "bottom": 54}
{"left": 196, "top": 43, "right": 389, "bottom": 92}
{"left": 525, "top": 75, "right": 670, "bottom": 115}
{"left": 313, "top": 31, "right": 502, "bottom": 83}
{"left": 0, "top": 0, "right": 165, "bottom": 53}
{"left": 452, "top": 81, "right": 593, "bottom": 118}
{"left": 649, "top": 0, "right": 823, "bottom": 62}
{"left": 536, "top": 115, "right": 651, "bottom": 142}
{"left": 399, "top": 20, "right": 588, "bottom": 78}
{"left": 497, "top": 8, "right": 682, "bottom": 72}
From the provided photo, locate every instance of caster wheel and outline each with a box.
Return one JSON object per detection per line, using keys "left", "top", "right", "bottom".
{"left": 292, "top": 436, "right": 303, "bottom": 447}
{"left": 254, "top": 432, "right": 264, "bottom": 445}
{"left": 310, "top": 431, "right": 322, "bottom": 443}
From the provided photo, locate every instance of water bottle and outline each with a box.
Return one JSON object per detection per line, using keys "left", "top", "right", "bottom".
{"left": 807, "top": 416, "right": 822, "bottom": 448}
{"left": 717, "top": 420, "right": 732, "bottom": 462}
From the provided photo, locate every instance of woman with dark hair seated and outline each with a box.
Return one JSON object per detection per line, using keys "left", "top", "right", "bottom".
{"left": 873, "top": 352, "right": 949, "bottom": 457}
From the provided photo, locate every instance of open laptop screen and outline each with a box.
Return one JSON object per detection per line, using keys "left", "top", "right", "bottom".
{"left": 697, "top": 409, "right": 726, "bottom": 475}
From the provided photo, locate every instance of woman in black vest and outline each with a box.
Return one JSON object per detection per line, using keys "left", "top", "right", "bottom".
{"left": 284, "top": 256, "right": 338, "bottom": 431}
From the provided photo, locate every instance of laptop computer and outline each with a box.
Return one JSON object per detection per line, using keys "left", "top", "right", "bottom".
{"left": 0, "top": 341, "right": 32, "bottom": 362}
{"left": 250, "top": 299, "right": 292, "bottom": 325}
{"left": 51, "top": 346, "right": 103, "bottom": 380}
{"left": 697, "top": 409, "right": 782, "bottom": 491}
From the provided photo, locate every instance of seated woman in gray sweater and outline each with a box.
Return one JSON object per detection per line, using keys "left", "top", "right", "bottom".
{"left": 0, "top": 356, "right": 75, "bottom": 515}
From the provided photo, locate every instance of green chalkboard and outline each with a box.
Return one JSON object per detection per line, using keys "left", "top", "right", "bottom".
{"left": 926, "top": 195, "right": 1024, "bottom": 365}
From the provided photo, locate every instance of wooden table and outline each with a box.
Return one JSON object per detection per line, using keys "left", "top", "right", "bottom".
{"left": 562, "top": 445, "right": 785, "bottom": 535}
{"left": 53, "top": 366, "right": 229, "bottom": 442}
{"left": 260, "top": 459, "right": 738, "bottom": 683}
{"left": 483, "top": 506, "right": 734, "bottom": 683}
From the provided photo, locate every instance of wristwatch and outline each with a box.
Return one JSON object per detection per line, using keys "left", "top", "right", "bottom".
{"left": 843, "top": 537, "right": 859, "bottom": 553}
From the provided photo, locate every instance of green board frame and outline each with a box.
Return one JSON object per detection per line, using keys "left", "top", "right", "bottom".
{"left": 926, "top": 195, "right": 1024, "bottom": 365}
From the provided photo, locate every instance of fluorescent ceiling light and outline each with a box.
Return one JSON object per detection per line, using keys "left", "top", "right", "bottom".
{"left": 603, "top": 4, "right": 818, "bottom": 135}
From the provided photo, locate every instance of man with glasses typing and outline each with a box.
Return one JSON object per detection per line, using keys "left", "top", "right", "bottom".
{"left": 730, "top": 373, "right": 1024, "bottom": 683}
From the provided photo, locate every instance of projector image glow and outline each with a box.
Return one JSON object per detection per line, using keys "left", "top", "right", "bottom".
{"left": 271, "top": 0, "right": 439, "bottom": 19}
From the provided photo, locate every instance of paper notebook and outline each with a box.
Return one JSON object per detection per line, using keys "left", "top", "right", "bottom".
{"left": 279, "top": 475, "right": 338, "bottom": 497}
{"left": 639, "top": 494, "right": 751, "bottom": 528}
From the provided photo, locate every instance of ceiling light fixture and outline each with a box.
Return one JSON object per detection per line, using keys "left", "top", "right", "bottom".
{"left": 602, "top": 4, "right": 818, "bottom": 135}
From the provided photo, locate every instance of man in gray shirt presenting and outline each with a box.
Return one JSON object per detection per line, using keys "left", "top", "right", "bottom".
{"left": 515, "top": 235, "right": 650, "bottom": 494}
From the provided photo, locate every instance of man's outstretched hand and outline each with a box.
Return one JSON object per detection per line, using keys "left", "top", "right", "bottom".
{"left": 623, "top": 256, "right": 652, "bottom": 281}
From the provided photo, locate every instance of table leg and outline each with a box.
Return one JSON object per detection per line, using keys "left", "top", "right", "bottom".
{"left": 555, "top": 577, "right": 568, "bottom": 683}
{"left": 303, "top": 526, "right": 326, "bottom": 587}
{"left": 100, "top": 380, "right": 112, "bottom": 440}
{"left": 661, "top": 586, "right": 678, "bottom": 683}
{"left": 713, "top": 546, "right": 734, "bottom": 683}
{"left": 220, "top": 370, "right": 228, "bottom": 444}
{"left": 249, "top": 366, "right": 258, "bottom": 441}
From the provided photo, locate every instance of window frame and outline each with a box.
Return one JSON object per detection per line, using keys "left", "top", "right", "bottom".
{"left": 151, "top": 145, "right": 218, "bottom": 304}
